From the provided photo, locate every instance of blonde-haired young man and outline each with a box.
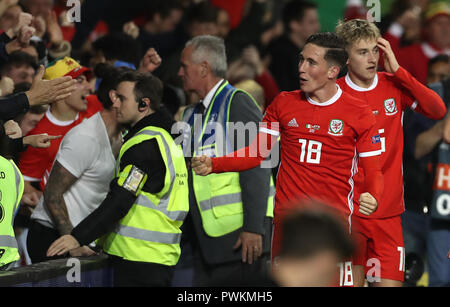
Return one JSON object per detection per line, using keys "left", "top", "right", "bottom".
{"left": 336, "top": 19, "right": 446, "bottom": 287}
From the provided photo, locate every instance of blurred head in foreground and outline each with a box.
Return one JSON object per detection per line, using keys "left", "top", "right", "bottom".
{"left": 273, "top": 203, "right": 355, "bottom": 287}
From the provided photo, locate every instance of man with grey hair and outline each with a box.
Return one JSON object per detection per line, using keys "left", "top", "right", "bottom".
{"left": 177, "top": 35, "right": 274, "bottom": 286}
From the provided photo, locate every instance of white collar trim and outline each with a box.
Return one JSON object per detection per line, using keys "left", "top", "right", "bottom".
{"left": 345, "top": 73, "right": 378, "bottom": 92}
{"left": 421, "top": 42, "right": 450, "bottom": 58}
{"left": 46, "top": 109, "right": 79, "bottom": 126}
{"left": 202, "top": 79, "right": 224, "bottom": 110}
{"left": 421, "top": 42, "right": 439, "bottom": 59}
{"left": 305, "top": 84, "right": 343, "bottom": 106}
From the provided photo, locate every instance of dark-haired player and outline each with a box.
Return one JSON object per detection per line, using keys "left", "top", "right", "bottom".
{"left": 191, "top": 32, "right": 384, "bottom": 286}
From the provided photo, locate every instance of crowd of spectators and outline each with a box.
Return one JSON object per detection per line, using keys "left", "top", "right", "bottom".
{"left": 0, "top": 0, "right": 448, "bottom": 286}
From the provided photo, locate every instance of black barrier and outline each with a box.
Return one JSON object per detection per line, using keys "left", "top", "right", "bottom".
{"left": 0, "top": 255, "right": 113, "bottom": 287}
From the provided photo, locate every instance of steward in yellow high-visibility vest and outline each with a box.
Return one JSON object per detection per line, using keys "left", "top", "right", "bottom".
{"left": 0, "top": 156, "right": 24, "bottom": 270}
{"left": 178, "top": 35, "right": 274, "bottom": 286}
{"left": 46, "top": 72, "right": 189, "bottom": 287}
{"left": 182, "top": 80, "right": 275, "bottom": 237}
{"left": 101, "top": 125, "right": 188, "bottom": 266}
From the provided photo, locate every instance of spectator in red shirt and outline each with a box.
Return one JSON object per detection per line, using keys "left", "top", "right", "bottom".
{"left": 385, "top": 1, "right": 450, "bottom": 84}
{"left": 18, "top": 57, "right": 100, "bottom": 212}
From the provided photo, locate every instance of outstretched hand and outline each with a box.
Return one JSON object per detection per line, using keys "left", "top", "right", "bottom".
{"left": 26, "top": 65, "right": 77, "bottom": 106}
{"left": 191, "top": 155, "right": 213, "bottom": 176}
{"left": 23, "top": 133, "right": 61, "bottom": 148}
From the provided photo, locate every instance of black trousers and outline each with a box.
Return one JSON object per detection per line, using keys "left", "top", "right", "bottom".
{"left": 193, "top": 250, "right": 271, "bottom": 287}
{"left": 108, "top": 255, "right": 174, "bottom": 287}
{"left": 26, "top": 220, "right": 67, "bottom": 264}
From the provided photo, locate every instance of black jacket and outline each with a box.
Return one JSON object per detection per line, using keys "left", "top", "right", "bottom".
{"left": 0, "top": 31, "right": 31, "bottom": 122}
{"left": 72, "top": 108, "right": 177, "bottom": 246}
{"left": 268, "top": 35, "right": 302, "bottom": 92}
{"left": 0, "top": 122, "right": 26, "bottom": 162}
{"left": 0, "top": 92, "right": 30, "bottom": 161}
{"left": 0, "top": 93, "right": 29, "bottom": 121}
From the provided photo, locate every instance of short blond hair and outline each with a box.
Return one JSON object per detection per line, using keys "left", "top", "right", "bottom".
{"left": 335, "top": 19, "right": 380, "bottom": 49}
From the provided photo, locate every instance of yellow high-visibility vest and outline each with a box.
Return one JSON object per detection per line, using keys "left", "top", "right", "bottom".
{"left": 102, "top": 126, "right": 189, "bottom": 266}
{"left": 182, "top": 81, "right": 274, "bottom": 237}
{"left": 0, "top": 156, "right": 23, "bottom": 268}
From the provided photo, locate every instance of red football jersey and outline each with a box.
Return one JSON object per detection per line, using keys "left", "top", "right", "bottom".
{"left": 19, "top": 95, "right": 103, "bottom": 190}
{"left": 338, "top": 72, "right": 416, "bottom": 218}
{"left": 262, "top": 86, "right": 381, "bottom": 227}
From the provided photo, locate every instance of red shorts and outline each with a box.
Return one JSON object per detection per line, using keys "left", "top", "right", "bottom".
{"left": 352, "top": 215, "right": 405, "bottom": 282}
{"left": 272, "top": 217, "right": 354, "bottom": 287}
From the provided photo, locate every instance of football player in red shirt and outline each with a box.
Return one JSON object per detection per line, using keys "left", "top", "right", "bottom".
{"left": 191, "top": 32, "right": 384, "bottom": 287}
{"left": 335, "top": 19, "right": 446, "bottom": 287}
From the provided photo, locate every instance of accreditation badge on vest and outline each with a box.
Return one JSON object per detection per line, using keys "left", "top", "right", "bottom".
{"left": 122, "top": 166, "right": 146, "bottom": 195}
{"left": 431, "top": 142, "right": 450, "bottom": 221}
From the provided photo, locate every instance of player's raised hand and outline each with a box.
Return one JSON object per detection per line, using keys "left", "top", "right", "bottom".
{"left": 359, "top": 192, "right": 378, "bottom": 216}
{"left": 191, "top": 155, "right": 212, "bottom": 176}
{"left": 377, "top": 37, "right": 400, "bottom": 74}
